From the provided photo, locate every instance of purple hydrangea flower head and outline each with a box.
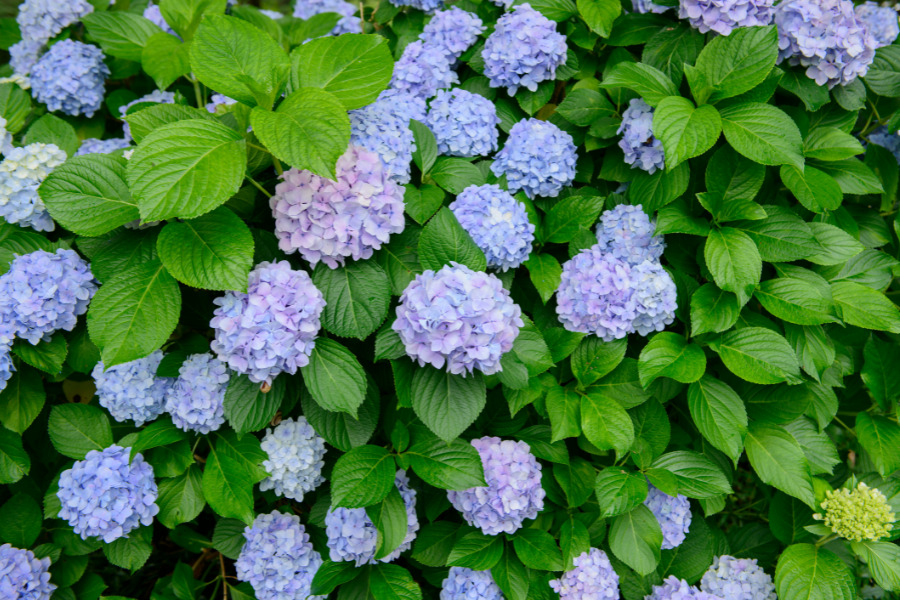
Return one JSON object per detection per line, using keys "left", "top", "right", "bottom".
{"left": 375, "top": 88, "right": 428, "bottom": 122}
{"left": 349, "top": 101, "right": 417, "bottom": 184}
{"left": 326, "top": 471, "right": 420, "bottom": 565}
{"left": 775, "top": 0, "right": 877, "bottom": 88}
{"left": 235, "top": 511, "right": 324, "bottom": 600}
{"left": 449, "top": 184, "right": 535, "bottom": 271}
{"left": 482, "top": 4, "right": 567, "bottom": 94}
{"left": 869, "top": 126, "right": 900, "bottom": 163}
{"left": 93, "top": 350, "right": 173, "bottom": 427}
{"left": 631, "top": 261, "right": 677, "bottom": 336}
{"left": 259, "top": 417, "right": 326, "bottom": 502}
{"left": 595, "top": 204, "right": 665, "bottom": 265}
{"left": 448, "top": 437, "right": 545, "bottom": 535}
{"left": 856, "top": 2, "right": 900, "bottom": 48}
{"left": 644, "top": 484, "right": 692, "bottom": 549}
{"left": 293, "top": 0, "right": 361, "bottom": 35}
{"left": 0, "top": 142, "right": 67, "bottom": 231}
{"left": 30, "top": 40, "right": 108, "bottom": 117}
{"left": 492, "top": 118, "right": 577, "bottom": 198}
{"left": 619, "top": 99, "right": 665, "bottom": 174}
{"left": 0, "top": 543, "right": 56, "bottom": 600}
{"left": 426, "top": 89, "right": 500, "bottom": 157}
{"left": 700, "top": 556, "right": 776, "bottom": 600}
{"left": 9, "top": 40, "right": 43, "bottom": 77}
{"left": 75, "top": 137, "right": 131, "bottom": 156}
{"left": 633, "top": 0, "right": 670, "bottom": 13}
{"left": 420, "top": 8, "right": 485, "bottom": 60}
{"left": 17, "top": 0, "right": 94, "bottom": 45}
{"left": 0, "top": 249, "right": 96, "bottom": 344}
{"left": 390, "top": 40, "right": 458, "bottom": 100}
{"left": 164, "top": 353, "right": 228, "bottom": 434}
{"left": 550, "top": 548, "right": 620, "bottom": 600}
{"left": 647, "top": 576, "right": 724, "bottom": 600}
{"left": 210, "top": 261, "right": 325, "bottom": 384}
{"left": 144, "top": 1, "right": 177, "bottom": 36}
{"left": 119, "top": 90, "right": 176, "bottom": 140}
{"left": 441, "top": 567, "right": 503, "bottom": 600}
{"left": 393, "top": 263, "right": 523, "bottom": 375}
{"left": 678, "top": 0, "right": 775, "bottom": 35}
{"left": 389, "top": 0, "right": 444, "bottom": 13}
{"left": 270, "top": 145, "right": 406, "bottom": 267}
{"left": 57, "top": 445, "right": 159, "bottom": 543}
{"left": 206, "top": 93, "right": 238, "bottom": 114}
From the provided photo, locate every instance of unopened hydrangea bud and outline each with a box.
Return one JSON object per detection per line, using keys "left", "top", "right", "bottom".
{"left": 632, "top": 0, "right": 670, "bottom": 13}
{"left": 57, "top": 445, "right": 159, "bottom": 543}
{"left": 448, "top": 437, "right": 545, "bottom": 535}
{"left": 855, "top": 2, "right": 900, "bottom": 48}
{"left": 420, "top": 8, "right": 485, "bottom": 60}
{"left": 389, "top": 0, "right": 444, "bottom": 13}
{"left": 492, "top": 118, "right": 577, "bottom": 199}
{"left": 0, "top": 543, "right": 56, "bottom": 600}
{"left": 9, "top": 39, "right": 43, "bottom": 77}
{"left": 391, "top": 40, "right": 458, "bottom": 100}
{"left": 30, "top": 40, "right": 108, "bottom": 117}
{"left": 619, "top": 99, "right": 665, "bottom": 174}
{"left": 260, "top": 417, "right": 326, "bottom": 502}
{"left": 550, "top": 548, "right": 620, "bottom": 600}
{"left": 164, "top": 353, "right": 228, "bottom": 434}
{"left": 17, "top": 0, "right": 94, "bottom": 45}
{"left": 75, "top": 137, "right": 131, "bottom": 156}
{"left": 293, "top": 0, "right": 361, "bottom": 35}
{"left": 700, "top": 555, "right": 776, "bottom": 600}
{"left": 644, "top": 484, "right": 692, "bottom": 549}
{"left": 647, "top": 575, "right": 723, "bottom": 600}
{"left": 0, "top": 142, "right": 67, "bottom": 231}
{"left": 426, "top": 89, "right": 500, "bottom": 158}
{"left": 93, "top": 350, "right": 173, "bottom": 427}
{"left": 441, "top": 567, "right": 503, "bottom": 600}
{"left": 595, "top": 204, "right": 665, "bottom": 265}
{"left": 350, "top": 101, "right": 417, "bottom": 184}
{"left": 206, "top": 93, "right": 238, "bottom": 114}
{"left": 814, "top": 482, "right": 895, "bottom": 542}
{"left": 678, "top": 0, "right": 775, "bottom": 36}
{"left": 144, "top": 1, "right": 178, "bottom": 37}
{"left": 869, "top": 126, "right": 900, "bottom": 163}
{"left": 119, "top": 90, "right": 176, "bottom": 140}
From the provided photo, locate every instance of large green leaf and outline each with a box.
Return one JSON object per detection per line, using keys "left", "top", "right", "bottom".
{"left": 711, "top": 327, "right": 802, "bottom": 385}
{"left": 609, "top": 506, "right": 663, "bottom": 576}
{"left": 691, "top": 25, "right": 778, "bottom": 103}
{"left": 300, "top": 339, "right": 367, "bottom": 416}
{"left": 156, "top": 465, "right": 206, "bottom": 529}
{"left": 719, "top": 102, "right": 804, "bottom": 169}
{"left": 0, "top": 429, "right": 29, "bottom": 484}
{"left": 301, "top": 377, "right": 379, "bottom": 452}
{"left": 82, "top": 11, "right": 162, "bottom": 62}
{"left": 580, "top": 389, "right": 634, "bottom": 458}
{"left": 577, "top": 0, "right": 620, "bottom": 37}
{"left": 599, "top": 62, "right": 678, "bottom": 106}
{"left": 410, "top": 366, "right": 486, "bottom": 442}
{"left": 313, "top": 260, "right": 391, "bottom": 340}
{"left": 855, "top": 412, "right": 900, "bottom": 477}
{"left": 851, "top": 541, "right": 900, "bottom": 592}
{"left": 0, "top": 366, "right": 45, "bottom": 435}
{"left": 650, "top": 450, "right": 733, "bottom": 498}
{"left": 687, "top": 376, "right": 747, "bottom": 465}
{"left": 704, "top": 227, "right": 761, "bottom": 301}
{"left": 417, "top": 207, "right": 487, "bottom": 272}
{"left": 594, "top": 467, "right": 649, "bottom": 518}
{"left": 404, "top": 426, "right": 485, "bottom": 490}
{"left": 775, "top": 544, "right": 855, "bottom": 600}
{"left": 755, "top": 278, "right": 838, "bottom": 326}
{"left": 47, "top": 404, "right": 113, "bottom": 460}
{"left": 331, "top": 445, "right": 396, "bottom": 508}
{"left": 222, "top": 373, "right": 285, "bottom": 436}
{"left": 651, "top": 97, "right": 721, "bottom": 169}
{"left": 831, "top": 281, "right": 900, "bottom": 333}
{"left": 637, "top": 332, "right": 706, "bottom": 387}
{"left": 571, "top": 336, "right": 626, "bottom": 387}
{"left": 745, "top": 423, "right": 815, "bottom": 507}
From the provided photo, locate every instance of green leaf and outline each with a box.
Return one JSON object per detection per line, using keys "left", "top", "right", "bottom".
{"left": 755, "top": 278, "right": 837, "bottom": 326}
{"left": 310, "top": 560, "right": 360, "bottom": 596}
{"left": 0, "top": 83, "right": 31, "bottom": 135}
{"left": 642, "top": 23, "right": 705, "bottom": 86}
{"left": 594, "top": 467, "right": 649, "bottom": 518}
{"left": 814, "top": 158, "right": 884, "bottom": 195}
{"left": 366, "top": 487, "right": 408, "bottom": 560}
{"left": 223, "top": 373, "right": 285, "bottom": 436}
{"left": 411, "top": 522, "right": 459, "bottom": 568}
{"left": 651, "top": 97, "right": 721, "bottom": 169}
{"left": 302, "top": 375, "right": 379, "bottom": 452}
{"left": 560, "top": 517, "right": 591, "bottom": 571}
{"left": 429, "top": 157, "right": 487, "bottom": 194}
{"left": 0, "top": 493, "right": 41, "bottom": 547}
{"left": 0, "top": 429, "right": 29, "bottom": 484}
{"left": 690, "top": 284, "right": 740, "bottom": 336}
{"left": 516, "top": 80, "right": 554, "bottom": 116}
{"left": 629, "top": 161, "right": 690, "bottom": 213}
{"left": 784, "top": 418, "right": 839, "bottom": 475}
{"left": 370, "top": 563, "right": 422, "bottom": 600}
{"left": 581, "top": 389, "right": 634, "bottom": 458}
{"left": 703, "top": 146, "right": 766, "bottom": 212}
{"left": 202, "top": 431, "right": 266, "bottom": 524}
{"left": 403, "top": 184, "right": 444, "bottom": 225}
{"left": 332, "top": 445, "right": 396, "bottom": 508}
{"left": 735, "top": 206, "right": 819, "bottom": 263}
{"left": 589, "top": 358, "right": 651, "bottom": 408}
{"left": 124, "top": 104, "right": 217, "bottom": 145}
{"left": 313, "top": 260, "right": 391, "bottom": 340}
{"left": 856, "top": 412, "right": 900, "bottom": 477}
{"left": 141, "top": 33, "right": 191, "bottom": 90}
{"left": 417, "top": 207, "right": 487, "bottom": 272}
{"left": 779, "top": 165, "right": 842, "bottom": 213}
{"left": 48, "top": 404, "right": 113, "bottom": 460}
{"left": 522, "top": 0, "right": 578, "bottom": 21}
{"left": 599, "top": 62, "right": 678, "bottom": 106}
{"left": 804, "top": 127, "right": 865, "bottom": 161}
{"left": 864, "top": 46, "right": 900, "bottom": 97}
{"left": 655, "top": 198, "right": 712, "bottom": 236}
{"left": 609, "top": 506, "right": 663, "bottom": 576}
{"left": 410, "top": 366, "right": 486, "bottom": 442}
{"left": 160, "top": 0, "right": 226, "bottom": 40}
{"left": 862, "top": 335, "right": 900, "bottom": 410}
{"left": 571, "top": 336, "right": 626, "bottom": 387}
{"left": 104, "top": 527, "right": 152, "bottom": 572}
{"left": 692, "top": 26, "right": 778, "bottom": 104}
{"left": 704, "top": 227, "right": 761, "bottom": 301}
{"left": 0, "top": 366, "right": 44, "bottom": 434}
{"left": 24, "top": 114, "right": 78, "bottom": 157}
{"left": 651, "top": 450, "right": 733, "bottom": 498}
{"left": 525, "top": 253, "right": 562, "bottom": 304}
{"left": 775, "top": 544, "right": 855, "bottom": 600}
{"left": 779, "top": 68, "right": 831, "bottom": 112}
{"left": 687, "top": 376, "right": 747, "bottom": 465}
{"left": 543, "top": 195, "right": 605, "bottom": 243}
{"left": 556, "top": 89, "right": 615, "bottom": 127}
{"left": 851, "top": 541, "right": 900, "bottom": 592}
{"left": 410, "top": 121, "right": 438, "bottom": 176}
{"left": 711, "top": 327, "right": 801, "bottom": 385}
{"left": 377, "top": 226, "right": 423, "bottom": 295}
{"left": 831, "top": 281, "right": 900, "bottom": 333}
{"left": 492, "top": 548, "right": 529, "bottom": 600}
{"left": 130, "top": 418, "right": 189, "bottom": 458}
{"left": 745, "top": 423, "right": 815, "bottom": 507}
{"left": 638, "top": 332, "right": 706, "bottom": 387}
{"left": 546, "top": 385, "right": 582, "bottom": 442}
{"left": 719, "top": 102, "right": 804, "bottom": 169}
{"left": 513, "top": 529, "right": 564, "bottom": 572}
{"left": 212, "top": 519, "right": 246, "bottom": 560}
{"left": 301, "top": 338, "right": 367, "bottom": 416}
{"left": 157, "top": 465, "right": 206, "bottom": 529}
{"left": 577, "top": 0, "right": 620, "bottom": 37}
{"left": 404, "top": 425, "right": 485, "bottom": 490}
{"left": 83, "top": 11, "right": 162, "bottom": 62}
{"left": 448, "top": 532, "right": 503, "bottom": 570}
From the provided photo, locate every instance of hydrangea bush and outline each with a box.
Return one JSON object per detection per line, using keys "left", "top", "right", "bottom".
{"left": 0, "top": 0, "right": 899, "bottom": 599}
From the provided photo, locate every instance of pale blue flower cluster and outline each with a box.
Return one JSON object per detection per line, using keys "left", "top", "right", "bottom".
{"left": 144, "top": 1, "right": 177, "bottom": 37}
{"left": 9, "top": 39, "right": 43, "bottom": 77}
{"left": 420, "top": 8, "right": 485, "bottom": 60}
{"left": 0, "top": 117, "right": 12, "bottom": 157}
{"left": 0, "top": 543, "right": 55, "bottom": 600}
{"left": 164, "top": 353, "right": 228, "bottom": 435}
{"left": 235, "top": 511, "right": 324, "bottom": 600}
{"left": 16, "top": 0, "right": 93, "bottom": 45}
{"left": 449, "top": 184, "right": 534, "bottom": 271}
{"left": 426, "top": 89, "right": 500, "bottom": 157}
{"left": 390, "top": 41, "right": 458, "bottom": 100}
{"left": 647, "top": 576, "right": 724, "bottom": 600}
{"left": 375, "top": 88, "right": 428, "bottom": 122}
{"left": 619, "top": 99, "right": 665, "bottom": 174}
{"left": 644, "top": 484, "right": 692, "bottom": 549}
{"left": 293, "top": 0, "right": 361, "bottom": 35}
{"left": 855, "top": 2, "right": 900, "bottom": 48}
{"left": 120, "top": 90, "right": 176, "bottom": 140}
{"left": 631, "top": 260, "right": 678, "bottom": 335}
{"left": 350, "top": 100, "right": 417, "bottom": 184}
{"left": 596, "top": 204, "right": 665, "bottom": 267}
{"left": 448, "top": 437, "right": 545, "bottom": 535}
{"left": 259, "top": 417, "right": 326, "bottom": 502}
{"left": 550, "top": 548, "right": 620, "bottom": 600}
{"left": 869, "top": 127, "right": 900, "bottom": 163}
{"left": 482, "top": 4, "right": 567, "bottom": 94}
{"left": 441, "top": 567, "right": 503, "bottom": 600}
{"left": 492, "top": 118, "right": 577, "bottom": 199}
{"left": 30, "top": 40, "right": 108, "bottom": 117}
{"left": 326, "top": 471, "right": 420, "bottom": 566}
{"left": 632, "top": 0, "right": 670, "bottom": 13}
{"left": 0, "top": 325, "right": 13, "bottom": 394}
{"left": 57, "top": 445, "right": 159, "bottom": 543}
{"left": 211, "top": 261, "right": 325, "bottom": 384}
{"left": 206, "top": 93, "right": 238, "bottom": 114}
{"left": 93, "top": 350, "right": 173, "bottom": 427}
{"left": 678, "top": 0, "right": 775, "bottom": 35}
{"left": 75, "top": 138, "right": 131, "bottom": 156}
{"left": 0, "top": 142, "right": 67, "bottom": 231}
{"left": 700, "top": 556, "right": 776, "bottom": 600}
{"left": 393, "top": 263, "right": 523, "bottom": 375}
{"left": 389, "top": 0, "right": 444, "bottom": 13}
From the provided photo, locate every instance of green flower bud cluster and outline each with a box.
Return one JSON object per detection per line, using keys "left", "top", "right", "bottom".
{"left": 814, "top": 483, "right": 895, "bottom": 542}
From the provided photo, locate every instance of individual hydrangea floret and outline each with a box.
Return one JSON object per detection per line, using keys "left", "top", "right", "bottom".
{"left": 550, "top": 548, "right": 620, "bottom": 600}
{"left": 0, "top": 543, "right": 56, "bottom": 600}
{"left": 393, "top": 263, "right": 523, "bottom": 375}
{"left": 57, "top": 445, "right": 159, "bottom": 543}
{"left": 206, "top": 93, "right": 238, "bottom": 114}
{"left": 9, "top": 39, "right": 43, "bottom": 77}
{"left": 259, "top": 417, "right": 326, "bottom": 502}
{"left": 350, "top": 101, "right": 417, "bottom": 184}
{"left": 869, "top": 126, "right": 900, "bottom": 163}
{"left": 293, "top": 0, "right": 361, "bottom": 35}
{"left": 700, "top": 555, "right": 776, "bottom": 600}
{"left": 164, "top": 353, "right": 228, "bottom": 434}
{"left": 855, "top": 2, "right": 900, "bottom": 48}
{"left": 619, "top": 99, "right": 665, "bottom": 174}
{"left": 632, "top": 0, "right": 670, "bottom": 13}
{"left": 119, "top": 90, "right": 176, "bottom": 140}
{"left": 326, "top": 471, "right": 419, "bottom": 565}
{"left": 235, "top": 511, "right": 324, "bottom": 600}
{"left": 389, "top": 0, "right": 444, "bottom": 13}
{"left": 678, "top": 0, "right": 775, "bottom": 35}
{"left": 482, "top": 4, "right": 567, "bottom": 94}
{"left": 93, "top": 350, "right": 173, "bottom": 427}
{"left": 75, "top": 137, "right": 131, "bottom": 156}
{"left": 774, "top": 0, "right": 877, "bottom": 88}
{"left": 210, "top": 261, "right": 325, "bottom": 384}
{"left": 595, "top": 204, "right": 665, "bottom": 265}
{"left": 449, "top": 184, "right": 535, "bottom": 271}
{"left": 390, "top": 40, "right": 458, "bottom": 100}
{"left": 144, "top": 1, "right": 178, "bottom": 37}
{"left": 491, "top": 118, "right": 577, "bottom": 199}
{"left": 644, "top": 484, "right": 692, "bottom": 549}
{"left": 375, "top": 88, "right": 428, "bottom": 122}
{"left": 426, "top": 89, "right": 500, "bottom": 158}
{"left": 17, "top": 0, "right": 94, "bottom": 45}
{"left": 441, "top": 567, "right": 504, "bottom": 600}
{"left": 448, "top": 437, "right": 545, "bottom": 535}
{"left": 630, "top": 261, "right": 677, "bottom": 336}
{"left": 814, "top": 482, "right": 895, "bottom": 542}
{"left": 29, "top": 40, "right": 108, "bottom": 117}
{"left": 0, "top": 142, "right": 67, "bottom": 231}
{"left": 647, "top": 575, "right": 724, "bottom": 600}
{"left": 420, "top": 8, "right": 485, "bottom": 60}
{"left": 271, "top": 145, "right": 406, "bottom": 267}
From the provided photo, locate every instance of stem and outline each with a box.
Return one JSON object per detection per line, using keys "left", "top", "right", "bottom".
{"left": 360, "top": 1, "right": 366, "bottom": 31}
{"left": 245, "top": 175, "right": 270, "bottom": 196}
{"left": 833, "top": 416, "right": 857, "bottom": 437}
{"left": 191, "top": 76, "right": 205, "bottom": 110}
{"left": 272, "top": 157, "right": 284, "bottom": 176}
{"left": 816, "top": 533, "right": 837, "bottom": 548}
{"left": 220, "top": 553, "right": 228, "bottom": 600}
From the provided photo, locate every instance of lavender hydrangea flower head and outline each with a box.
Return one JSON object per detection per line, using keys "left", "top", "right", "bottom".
{"left": 389, "top": 0, "right": 444, "bottom": 13}
{"left": 700, "top": 556, "right": 776, "bottom": 600}
{"left": 426, "top": 89, "right": 500, "bottom": 157}
{"left": 449, "top": 184, "right": 535, "bottom": 271}
{"left": 492, "top": 118, "right": 577, "bottom": 198}
{"left": 482, "top": 4, "right": 567, "bottom": 94}
{"left": 390, "top": 41, "right": 458, "bottom": 100}
{"left": 326, "top": 471, "right": 420, "bottom": 565}
{"left": 619, "top": 99, "right": 665, "bottom": 174}
{"left": 210, "top": 261, "right": 325, "bottom": 384}
{"left": 596, "top": 204, "right": 665, "bottom": 265}
{"left": 855, "top": 2, "right": 900, "bottom": 48}
{"left": 441, "top": 567, "right": 503, "bottom": 600}
{"left": 164, "top": 353, "right": 228, "bottom": 434}
{"left": 293, "top": 0, "right": 361, "bottom": 35}
{"left": 375, "top": 88, "right": 427, "bottom": 122}
{"left": 644, "top": 484, "right": 692, "bottom": 549}
{"left": 17, "top": 0, "right": 94, "bottom": 45}
{"left": 93, "top": 350, "right": 173, "bottom": 427}
{"left": 76, "top": 137, "right": 131, "bottom": 156}
{"left": 57, "top": 445, "right": 159, "bottom": 543}
{"left": 235, "top": 511, "right": 324, "bottom": 600}
{"left": 9, "top": 40, "right": 43, "bottom": 77}
{"left": 550, "top": 548, "right": 620, "bottom": 600}
{"left": 631, "top": 261, "right": 677, "bottom": 336}
{"left": 678, "top": 0, "right": 775, "bottom": 36}
{"left": 0, "top": 142, "right": 67, "bottom": 231}
{"left": 206, "top": 93, "right": 238, "bottom": 114}
{"left": 393, "top": 263, "right": 523, "bottom": 375}
{"left": 119, "top": 90, "right": 176, "bottom": 140}
{"left": 144, "top": 1, "right": 178, "bottom": 37}
{"left": 647, "top": 575, "right": 724, "bottom": 600}
{"left": 0, "top": 543, "right": 56, "bottom": 600}
{"left": 420, "top": 8, "right": 485, "bottom": 60}
{"left": 259, "top": 417, "right": 326, "bottom": 501}
{"left": 774, "top": 0, "right": 877, "bottom": 88}
{"left": 869, "top": 126, "right": 900, "bottom": 163}
{"left": 270, "top": 145, "right": 406, "bottom": 267}
{"left": 30, "top": 40, "right": 108, "bottom": 117}
{"left": 350, "top": 101, "right": 417, "bottom": 184}
{"left": 633, "top": 0, "right": 670, "bottom": 13}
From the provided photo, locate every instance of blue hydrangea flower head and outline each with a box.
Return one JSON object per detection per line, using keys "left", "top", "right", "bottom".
{"left": 619, "top": 98, "right": 665, "bottom": 174}
{"left": 449, "top": 184, "right": 535, "bottom": 271}
{"left": 595, "top": 204, "right": 665, "bottom": 265}
{"left": 119, "top": 90, "right": 176, "bottom": 140}
{"left": 0, "top": 543, "right": 56, "bottom": 600}
{"left": 482, "top": 4, "right": 567, "bottom": 94}
{"left": 631, "top": 261, "right": 677, "bottom": 336}
{"left": 326, "top": 470, "right": 420, "bottom": 565}
{"left": 0, "top": 142, "right": 67, "bottom": 231}
{"left": 164, "top": 353, "right": 228, "bottom": 434}
{"left": 375, "top": 88, "right": 428, "bottom": 122}
{"left": 144, "top": 1, "right": 178, "bottom": 37}
{"left": 293, "top": 0, "right": 361, "bottom": 35}
{"left": 441, "top": 567, "right": 503, "bottom": 600}
{"left": 0, "top": 330, "right": 13, "bottom": 395}
{"left": 869, "top": 126, "right": 900, "bottom": 163}
{"left": 678, "top": 0, "right": 775, "bottom": 35}
{"left": 17, "top": 0, "right": 94, "bottom": 45}
{"left": 393, "top": 263, "right": 523, "bottom": 375}
{"left": 390, "top": 40, "right": 458, "bottom": 100}
{"left": 491, "top": 118, "right": 577, "bottom": 199}
{"left": 75, "top": 137, "right": 131, "bottom": 156}
{"left": 271, "top": 145, "right": 406, "bottom": 267}
{"left": 260, "top": 416, "right": 326, "bottom": 501}
{"left": 632, "top": 0, "right": 670, "bottom": 13}
{"left": 700, "top": 555, "right": 776, "bottom": 600}
{"left": 93, "top": 350, "right": 173, "bottom": 427}
{"left": 57, "top": 445, "right": 159, "bottom": 543}
{"left": 350, "top": 101, "right": 417, "bottom": 184}
{"left": 30, "top": 40, "right": 108, "bottom": 117}
{"left": 644, "top": 484, "right": 692, "bottom": 549}
{"left": 389, "top": 0, "right": 444, "bottom": 13}
{"left": 855, "top": 2, "right": 900, "bottom": 48}
{"left": 9, "top": 40, "right": 43, "bottom": 77}
{"left": 426, "top": 89, "right": 500, "bottom": 158}
{"left": 235, "top": 511, "right": 325, "bottom": 600}
{"left": 206, "top": 93, "right": 238, "bottom": 114}
{"left": 647, "top": 575, "right": 724, "bottom": 600}
{"left": 0, "top": 117, "right": 12, "bottom": 157}
{"left": 420, "top": 8, "right": 485, "bottom": 60}
{"left": 550, "top": 548, "right": 620, "bottom": 600}
{"left": 211, "top": 261, "right": 325, "bottom": 384}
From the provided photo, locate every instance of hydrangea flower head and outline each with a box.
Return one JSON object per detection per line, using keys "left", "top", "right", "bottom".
{"left": 633, "top": 0, "right": 670, "bottom": 13}
{"left": 293, "top": 0, "right": 361, "bottom": 35}
{"left": 393, "top": 263, "right": 523, "bottom": 375}
{"left": 260, "top": 417, "right": 326, "bottom": 502}
{"left": 260, "top": 9, "right": 284, "bottom": 19}
{"left": 426, "top": 89, "right": 500, "bottom": 158}
{"left": 17, "top": 0, "right": 94, "bottom": 45}
{"left": 349, "top": 101, "right": 417, "bottom": 184}
{"left": 491, "top": 118, "right": 577, "bottom": 199}
{"left": 271, "top": 145, "right": 406, "bottom": 267}
{"left": 9, "top": 40, "right": 43, "bottom": 77}
{"left": 93, "top": 350, "right": 173, "bottom": 427}
{"left": 57, "top": 445, "right": 159, "bottom": 543}
{"left": 441, "top": 567, "right": 503, "bottom": 600}
{"left": 390, "top": 40, "right": 458, "bottom": 100}
{"left": 869, "top": 126, "right": 900, "bottom": 163}
{"left": 630, "top": 261, "right": 677, "bottom": 336}
{"left": 144, "top": 1, "right": 178, "bottom": 37}
{"left": 0, "top": 142, "right": 67, "bottom": 231}
{"left": 211, "top": 261, "right": 325, "bottom": 384}
{"left": 0, "top": 339, "right": 13, "bottom": 395}
{"left": 448, "top": 437, "right": 545, "bottom": 535}
{"left": 0, "top": 117, "right": 11, "bottom": 157}
{"left": 619, "top": 99, "right": 665, "bottom": 174}
{"left": 75, "top": 138, "right": 131, "bottom": 156}
{"left": 678, "top": 0, "right": 775, "bottom": 35}
{"left": 206, "top": 94, "right": 238, "bottom": 114}
{"left": 855, "top": 2, "right": 900, "bottom": 48}
{"left": 482, "top": 4, "right": 567, "bottom": 94}
{"left": 814, "top": 482, "right": 895, "bottom": 542}
{"left": 595, "top": 204, "right": 665, "bottom": 265}
{"left": 449, "top": 184, "right": 534, "bottom": 271}
{"left": 119, "top": 90, "right": 176, "bottom": 140}
{"left": 375, "top": 88, "right": 427, "bottom": 122}
{"left": 700, "top": 555, "right": 776, "bottom": 600}
{"left": 647, "top": 575, "right": 724, "bottom": 600}
{"left": 164, "top": 353, "right": 228, "bottom": 434}
{"left": 389, "top": 0, "right": 444, "bottom": 13}
{"left": 644, "top": 484, "right": 692, "bottom": 549}
{"left": 420, "top": 8, "right": 485, "bottom": 60}
{"left": 550, "top": 548, "right": 620, "bottom": 600}
{"left": 0, "top": 543, "right": 56, "bottom": 600}
{"left": 30, "top": 40, "right": 108, "bottom": 117}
